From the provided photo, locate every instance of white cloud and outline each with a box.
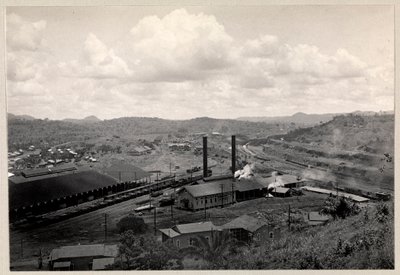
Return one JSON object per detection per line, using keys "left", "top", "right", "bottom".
{"left": 7, "top": 13, "right": 47, "bottom": 51}
{"left": 59, "top": 33, "right": 132, "bottom": 79}
{"left": 6, "top": 9, "right": 394, "bottom": 119}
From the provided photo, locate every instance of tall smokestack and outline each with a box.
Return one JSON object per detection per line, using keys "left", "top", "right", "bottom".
{"left": 231, "top": 135, "right": 236, "bottom": 179}
{"left": 203, "top": 136, "right": 208, "bottom": 178}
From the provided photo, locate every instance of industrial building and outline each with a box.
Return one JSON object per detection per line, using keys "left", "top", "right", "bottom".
{"left": 8, "top": 164, "right": 138, "bottom": 221}
{"left": 176, "top": 135, "right": 267, "bottom": 211}
{"left": 177, "top": 180, "right": 236, "bottom": 210}
{"left": 49, "top": 244, "right": 118, "bottom": 270}
{"left": 103, "top": 160, "right": 150, "bottom": 182}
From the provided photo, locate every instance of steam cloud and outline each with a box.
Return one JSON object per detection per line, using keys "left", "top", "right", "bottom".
{"left": 234, "top": 163, "right": 255, "bottom": 180}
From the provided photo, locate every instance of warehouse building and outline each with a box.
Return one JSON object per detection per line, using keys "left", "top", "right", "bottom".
{"left": 8, "top": 165, "right": 127, "bottom": 221}
{"left": 49, "top": 244, "right": 118, "bottom": 271}
{"left": 177, "top": 180, "right": 236, "bottom": 211}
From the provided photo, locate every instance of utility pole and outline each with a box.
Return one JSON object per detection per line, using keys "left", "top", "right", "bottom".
{"left": 153, "top": 207, "right": 157, "bottom": 236}
{"left": 231, "top": 182, "right": 235, "bottom": 204}
{"left": 221, "top": 184, "right": 224, "bottom": 208}
{"left": 104, "top": 213, "right": 108, "bottom": 241}
{"left": 20, "top": 239, "right": 23, "bottom": 258}
{"left": 288, "top": 205, "right": 291, "bottom": 231}
{"left": 204, "top": 196, "right": 207, "bottom": 220}
{"left": 170, "top": 203, "right": 174, "bottom": 219}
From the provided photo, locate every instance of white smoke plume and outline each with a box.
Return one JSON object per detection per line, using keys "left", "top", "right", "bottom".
{"left": 234, "top": 163, "right": 255, "bottom": 180}
{"left": 301, "top": 168, "right": 336, "bottom": 182}
{"left": 267, "top": 171, "right": 285, "bottom": 189}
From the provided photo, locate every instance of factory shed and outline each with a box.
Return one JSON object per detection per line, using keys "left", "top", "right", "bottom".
{"left": 9, "top": 168, "right": 118, "bottom": 210}
{"left": 235, "top": 179, "right": 266, "bottom": 202}
{"left": 49, "top": 244, "right": 118, "bottom": 271}
{"left": 103, "top": 161, "right": 150, "bottom": 182}
{"left": 271, "top": 187, "right": 291, "bottom": 197}
{"left": 177, "top": 180, "right": 236, "bottom": 211}
{"left": 259, "top": 174, "right": 305, "bottom": 189}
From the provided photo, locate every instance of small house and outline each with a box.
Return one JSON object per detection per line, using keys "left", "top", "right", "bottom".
{"left": 159, "top": 221, "right": 221, "bottom": 249}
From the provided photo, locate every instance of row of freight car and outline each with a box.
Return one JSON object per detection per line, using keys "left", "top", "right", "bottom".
{"left": 10, "top": 173, "right": 205, "bottom": 228}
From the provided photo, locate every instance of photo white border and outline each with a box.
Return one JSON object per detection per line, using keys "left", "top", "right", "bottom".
{"left": 0, "top": 1, "right": 398, "bottom": 274}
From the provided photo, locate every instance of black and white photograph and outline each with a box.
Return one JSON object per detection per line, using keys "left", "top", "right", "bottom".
{"left": 4, "top": 2, "right": 396, "bottom": 271}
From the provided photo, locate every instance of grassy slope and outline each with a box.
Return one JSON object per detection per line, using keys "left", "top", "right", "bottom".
{"left": 229, "top": 202, "right": 394, "bottom": 269}
{"left": 279, "top": 114, "right": 394, "bottom": 154}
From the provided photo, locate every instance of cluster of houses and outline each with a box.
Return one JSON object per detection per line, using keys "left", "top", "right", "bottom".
{"left": 168, "top": 143, "right": 191, "bottom": 151}
{"left": 159, "top": 214, "right": 281, "bottom": 249}
{"left": 128, "top": 146, "right": 153, "bottom": 156}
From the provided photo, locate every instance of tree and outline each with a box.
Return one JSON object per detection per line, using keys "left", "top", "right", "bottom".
{"left": 182, "top": 230, "right": 245, "bottom": 269}
{"left": 321, "top": 197, "right": 360, "bottom": 219}
{"left": 117, "top": 215, "right": 147, "bottom": 234}
{"left": 117, "top": 231, "right": 183, "bottom": 270}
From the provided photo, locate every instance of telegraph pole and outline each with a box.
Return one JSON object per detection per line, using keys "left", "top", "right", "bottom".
{"left": 288, "top": 205, "right": 291, "bottom": 231}
{"left": 104, "top": 213, "right": 108, "bottom": 241}
{"left": 204, "top": 197, "right": 207, "bottom": 220}
{"left": 20, "top": 239, "right": 23, "bottom": 258}
{"left": 221, "top": 184, "right": 224, "bottom": 208}
{"left": 153, "top": 207, "right": 157, "bottom": 236}
{"left": 171, "top": 203, "right": 174, "bottom": 219}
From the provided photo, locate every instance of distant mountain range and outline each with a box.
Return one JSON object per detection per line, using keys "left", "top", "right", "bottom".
{"left": 237, "top": 110, "right": 394, "bottom": 126}
{"left": 7, "top": 113, "right": 36, "bottom": 121}
{"left": 7, "top": 110, "right": 394, "bottom": 126}
{"left": 63, "top": 115, "right": 102, "bottom": 123}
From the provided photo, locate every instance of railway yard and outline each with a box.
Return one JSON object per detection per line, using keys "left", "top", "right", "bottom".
{"left": 8, "top": 121, "right": 393, "bottom": 270}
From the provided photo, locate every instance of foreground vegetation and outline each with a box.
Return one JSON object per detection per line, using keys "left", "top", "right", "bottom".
{"left": 113, "top": 201, "right": 393, "bottom": 270}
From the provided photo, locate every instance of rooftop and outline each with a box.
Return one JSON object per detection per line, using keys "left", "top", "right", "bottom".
{"left": 160, "top": 221, "right": 220, "bottom": 238}
{"left": 50, "top": 244, "right": 118, "bottom": 261}
{"left": 272, "top": 187, "right": 290, "bottom": 194}
{"left": 183, "top": 180, "right": 236, "bottom": 198}
{"left": 222, "top": 214, "right": 266, "bottom": 232}
{"left": 103, "top": 160, "right": 150, "bottom": 182}
{"left": 173, "top": 221, "right": 219, "bottom": 234}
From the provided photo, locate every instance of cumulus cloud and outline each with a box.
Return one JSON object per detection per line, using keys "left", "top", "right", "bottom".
{"left": 6, "top": 9, "right": 394, "bottom": 119}
{"left": 59, "top": 33, "right": 132, "bottom": 79}
{"left": 7, "top": 13, "right": 47, "bottom": 51}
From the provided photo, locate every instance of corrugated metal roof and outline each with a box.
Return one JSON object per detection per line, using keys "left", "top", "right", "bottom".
{"left": 159, "top": 228, "right": 181, "bottom": 238}
{"left": 235, "top": 179, "right": 265, "bottom": 192}
{"left": 50, "top": 244, "right": 118, "bottom": 261}
{"left": 173, "top": 221, "right": 219, "bottom": 234}
{"left": 222, "top": 214, "right": 266, "bottom": 232}
{"left": 273, "top": 187, "right": 290, "bottom": 194}
{"left": 92, "top": 258, "right": 115, "bottom": 270}
{"left": 184, "top": 180, "right": 236, "bottom": 197}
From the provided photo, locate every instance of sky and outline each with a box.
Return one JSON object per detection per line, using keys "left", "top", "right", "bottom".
{"left": 6, "top": 5, "right": 395, "bottom": 120}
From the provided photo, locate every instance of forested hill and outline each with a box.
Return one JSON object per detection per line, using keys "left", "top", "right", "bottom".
{"left": 8, "top": 116, "right": 280, "bottom": 150}
{"left": 274, "top": 114, "right": 394, "bottom": 154}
